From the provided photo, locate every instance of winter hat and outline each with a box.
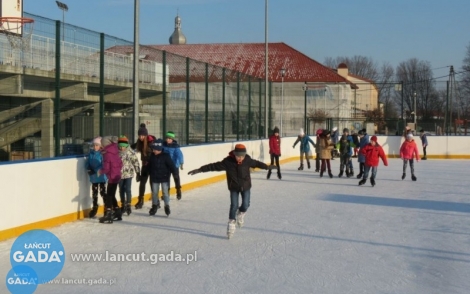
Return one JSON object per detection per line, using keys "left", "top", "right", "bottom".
{"left": 273, "top": 126, "right": 280, "bottom": 134}
{"left": 316, "top": 129, "right": 323, "bottom": 135}
{"left": 406, "top": 134, "right": 414, "bottom": 140}
{"left": 92, "top": 136, "right": 102, "bottom": 145}
{"left": 233, "top": 143, "right": 247, "bottom": 157}
{"left": 150, "top": 138, "right": 164, "bottom": 151}
{"left": 332, "top": 127, "right": 338, "bottom": 132}
{"left": 101, "top": 136, "right": 117, "bottom": 148}
{"left": 358, "top": 130, "right": 364, "bottom": 135}
{"left": 343, "top": 128, "right": 349, "bottom": 133}
{"left": 299, "top": 128, "right": 305, "bottom": 136}
{"left": 138, "top": 123, "right": 148, "bottom": 136}
{"left": 370, "top": 135, "right": 378, "bottom": 142}
{"left": 118, "top": 135, "right": 129, "bottom": 148}
{"left": 165, "top": 131, "right": 176, "bottom": 139}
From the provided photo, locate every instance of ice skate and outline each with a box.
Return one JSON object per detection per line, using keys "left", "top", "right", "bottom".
{"left": 135, "top": 196, "right": 143, "bottom": 209}
{"left": 320, "top": 170, "right": 324, "bottom": 177}
{"left": 164, "top": 205, "right": 171, "bottom": 216}
{"left": 356, "top": 173, "right": 363, "bottom": 179}
{"left": 99, "top": 209, "right": 113, "bottom": 224}
{"left": 113, "top": 207, "right": 122, "bottom": 221}
{"left": 328, "top": 171, "right": 333, "bottom": 178}
{"left": 338, "top": 170, "right": 343, "bottom": 178}
{"left": 125, "top": 204, "right": 132, "bottom": 216}
{"left": 149, "top": 204, "right": 159, "bottom": 216}
{"left": 348, "top": 170, "right": 354, "bottom": 178}
{"left": 401, "top": 173, "right": 406, "bottom": 180}
{"left": 120, "top": 206, "right": 125, "bottom": 214}
{"left": 277, "top": 171, "right": 282, "bottom": 180}
{"left": 298, "top": 164, "right": 304, "bottom": 171}
{"left": 358, "top": 179, "right": 366, "bottom": 186}
{"left": 421, "top": 157, "right": 427, "bottom": 160}
{"left": 307, "top": 162, "right": 311, "bottom": 169}
{"left": 227, "top": 220, "right": 236, "bottom": 239}
{"left": 89, "top": 206, "right": 98, "bottom": 218}
{"left": 236, "top": 211, "right": 246, "bottom": 228}
{"left": 267, "top": 170, "right": 272, "bottom": 180}
{"left": 370, "top": 178, "right": 376, "bottom": 187}
{"left": 411, "top": 174, "right": 417, "bottom": 181}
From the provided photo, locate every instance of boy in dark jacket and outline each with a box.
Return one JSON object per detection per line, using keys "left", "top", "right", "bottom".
{"left": 338, "top": 134, "right": 352, "bottom": 177}
{"left": 358, "top": 136, "right": 388, "bottom": 187}
{"left": 188, "top": 144, "right": 277, "bottom": 239}
{"left": 147, "top": 139, "right": 181, "bottom": 216}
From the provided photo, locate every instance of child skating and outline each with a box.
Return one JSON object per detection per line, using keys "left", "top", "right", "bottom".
{"left": 147, "top": 139, "right": 181, "bottom": 216}
{"left": 292, "top": 128, "right": 315, "bottom": 171}
{"left": 85, "top": 136, "right": 107, "bottom": 218}
{"left": 187, "top": 144, "right": 277, "bottom": 239}
{"left": 400, "top": 134, "right": 420, "bottom": 181}
{"left": 118, "top": 135, "right": 140, "bottom": 215}
{"left": 358, "top": 135, "right": 388, "bottom": 187}
{"left": 268, "top": 126, "right": 282, "bottom": 179}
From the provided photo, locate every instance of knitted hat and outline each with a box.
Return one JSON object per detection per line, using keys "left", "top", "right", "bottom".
{"left": 101, "top": 136, "right": 117, "bottom": 148}
{"left": 273, "top": 126, "right": 280, "bottom": 134}
{"left": 343, "top": 128, "right": 349, "bottom": 133}
{"left": 138, "top": 123, "right": 148, "bottom": 136}
{"left": 233, "top": 144, "right": 247, "bottom": 157}
{"left": 316, "top": 129, "right": 323, "bottom": 135}
{"left": 332, "top": 127, "right": 338, "bottom": 132}
{"left": 406, "top": 134, "right": 413, "bottom": 139}
{"left": 92, "top": 136, "right": 102, "bottom": 145}
{"left": 118, "top": 135, "right": 129, "bottom": 148}
{"left": 299, "top": 128, "right": 305, "bottom": 136}
{"left": 370, "top": 135, "right": 378, "bottom": 142}
{"left": 358, "top": 130, "right": 364, "bottom": 135}
{"left": 150, "top": 138, "right": 163, "bottom": 151}
{"left": 165, "top": 131, "right": 176, "bottom": 139}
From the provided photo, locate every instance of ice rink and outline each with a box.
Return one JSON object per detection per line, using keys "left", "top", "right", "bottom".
{"left": 1, "top": 159, "right": 470, "bottom": 294}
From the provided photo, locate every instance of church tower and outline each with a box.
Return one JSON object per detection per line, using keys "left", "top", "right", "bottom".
{"left": 169, "top": 12, "right": 187, "bottom": 45}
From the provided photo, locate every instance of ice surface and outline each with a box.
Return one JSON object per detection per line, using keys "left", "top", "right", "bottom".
{"left": 1, "top": 159, "right": 469, "bottom": 293}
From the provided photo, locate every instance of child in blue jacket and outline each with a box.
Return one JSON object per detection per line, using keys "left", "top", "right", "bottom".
{"left": 85, "top": 136, "right": 108, "bottom": 218}
{"left": 163, "top": 131, "right": 184, "bottom": 200}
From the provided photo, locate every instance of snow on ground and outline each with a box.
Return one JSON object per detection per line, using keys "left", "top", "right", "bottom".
{"left": 1, "top": 159, "right": 470, "bottom": 294}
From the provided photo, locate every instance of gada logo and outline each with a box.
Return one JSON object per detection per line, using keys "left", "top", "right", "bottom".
{"left": 6, "top": 265, "right": 38, "bottom": 293}
{"left": 6, "top": 230, "right": 65, "bottom": 293}
{"left": 12, "top": 250, "right": 63, "bottom": 263}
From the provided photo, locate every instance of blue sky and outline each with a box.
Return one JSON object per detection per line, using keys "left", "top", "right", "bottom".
{"left": 22, "top": 0, "right": 470, "bottom": 80}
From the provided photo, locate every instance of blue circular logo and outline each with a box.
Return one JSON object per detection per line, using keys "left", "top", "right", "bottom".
{"left": 10, "top": 229, "right": 65, "bottom": 284}
{"left": 6, "top": 265, "right": 38, "bottom": 294}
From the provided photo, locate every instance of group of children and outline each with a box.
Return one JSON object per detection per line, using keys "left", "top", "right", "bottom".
{"left": 293, "top": 127, "right": 422, "bottom": 186}
{"left": 85, "top": 124, "right": 184, "bottom": 224}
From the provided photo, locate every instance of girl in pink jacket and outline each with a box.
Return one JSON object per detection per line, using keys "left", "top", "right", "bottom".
{"left": 400, "top": 134, "right": 420, "bottom": 181}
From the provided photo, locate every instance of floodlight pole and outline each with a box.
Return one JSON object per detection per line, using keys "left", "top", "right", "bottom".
{"left": 264, "top": 0, "right": 268, "bottom": 138}
{"left": 55, "top": 1, "right": 68, "bottom": 41}
{"left": 132, "top": 0, "right": 140, "bottom": 142}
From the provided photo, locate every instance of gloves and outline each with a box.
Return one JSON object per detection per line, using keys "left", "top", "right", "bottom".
{"left": 188, "top": 168, "right": 202, "bottom": 175}
{"left": 176, "top": 188, "right": 182, "bottom": 200}
{"left": 136, "top": 173, "right": 141, "bottom": 182}
{"left": 180, "top": 164, "right": 184, "bottom": 170}
{"left": 292, "top": 146, "right": 295, "bottom": 149}
{"left": 267, "top": 164, "right": 278, "bottom": 170}
{"left": 87, "top": 169, "right": 95, "bottom": 175}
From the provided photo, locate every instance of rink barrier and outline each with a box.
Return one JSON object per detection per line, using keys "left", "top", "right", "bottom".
{"left": 1, "top": 135, "right": 469, "bottom": 241}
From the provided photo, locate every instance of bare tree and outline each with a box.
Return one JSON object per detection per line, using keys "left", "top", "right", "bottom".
{"left": 395, "top": 58, "right": 437, "bottom": 120}
{"left": 307, "top": 108, "right": 328, "bottom": 132}
{"left": 365, "top": 108, "right": 386, "bottom": 133}
{"left": 459, "top": 42, "right": 470, "bottom": 119}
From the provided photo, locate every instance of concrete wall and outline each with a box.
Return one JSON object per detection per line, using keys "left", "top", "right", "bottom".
{"left": 1, "top": 135, "right": 469, "bottom": 241}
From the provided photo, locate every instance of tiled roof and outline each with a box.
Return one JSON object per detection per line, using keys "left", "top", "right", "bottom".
{"left": 148, "top": 43, "right": 350, "bottom": 84}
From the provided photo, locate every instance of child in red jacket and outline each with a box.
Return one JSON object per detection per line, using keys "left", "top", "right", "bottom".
{"left": 268, "top": 126, "right": 282, "bottom": 180}
{"left": 358, "top": 135, "right": 388, "bottom": 187}
{"left": 400, "top": 133, "right": 420, "bottom": 181}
